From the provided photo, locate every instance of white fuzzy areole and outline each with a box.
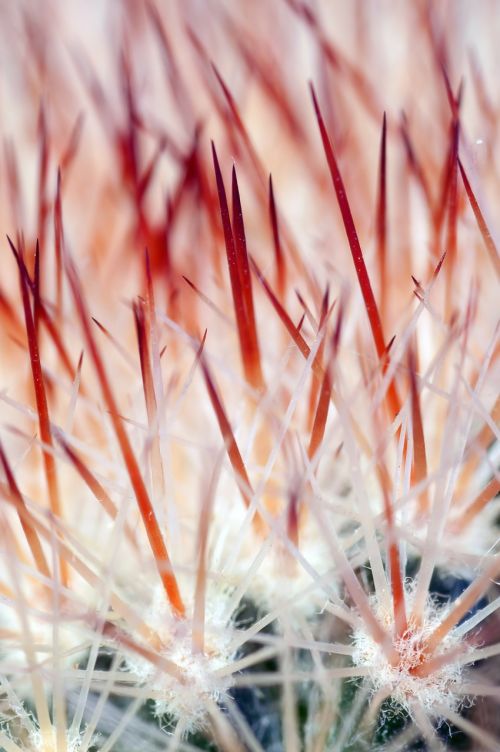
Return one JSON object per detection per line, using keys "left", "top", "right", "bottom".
{"left": 28, "top": 727, "right": 86, "bottom": 752}
{"left": 125, "top": 584, "right": 235, "bottom": 734}
{"left": 352, "top": 588, "right": 472, "bottom": 716}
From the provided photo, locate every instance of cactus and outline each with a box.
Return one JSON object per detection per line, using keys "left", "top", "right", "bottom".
{"left": 0, "top": 2, "right": 498, "bottom": 750}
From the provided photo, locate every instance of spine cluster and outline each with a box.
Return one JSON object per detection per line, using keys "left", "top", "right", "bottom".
{"left": 0, "top": 2, "right": 498, "bottom": 751}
